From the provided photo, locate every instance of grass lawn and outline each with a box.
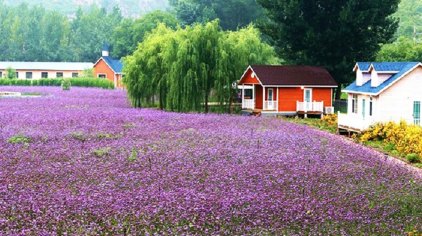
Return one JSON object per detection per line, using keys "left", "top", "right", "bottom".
{"left": 284, "top": 114, "right": 338, "bottom": 134}
{"left": 0, "top": 86, "right": 421, "bottom": 235}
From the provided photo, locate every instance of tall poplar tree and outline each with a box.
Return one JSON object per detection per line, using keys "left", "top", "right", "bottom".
{"left": 258, "top": 0, "right": 400, "bottom": 97}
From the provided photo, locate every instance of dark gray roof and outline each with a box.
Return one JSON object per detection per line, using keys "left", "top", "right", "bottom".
{"left": 250, "top": 65, "right": 337, "bottom": 86}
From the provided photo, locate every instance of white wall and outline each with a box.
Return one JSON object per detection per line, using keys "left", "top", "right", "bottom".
{"left": 377, "top": 66, "right": 422, "bottom": 124}
{"left": 362, "top": 72, "right": 371, "bottom": 84}
{"left": 3, "top": 70, "right": 81, "bottom": 79}
{"left": 356, "top": 69, "right": 371, "bottom": 86}
{"left": 378, "top": 73, "right": 393, "bottom": 85}
{"left": 347, "top": 93, "right": 378, "bottom": 119}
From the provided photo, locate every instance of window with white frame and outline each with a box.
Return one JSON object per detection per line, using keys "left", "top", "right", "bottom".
{"left": 244, "top": 89, "right": 253, "bottom": 99}
{"left": 41, "top": 72, "right": 48, "bottom": 78}
{"left": 352, "top": 94, "right": 358, "bottom": 114}
{"left": 369, "top": 97, "right": 373, "bottom": 116}
{"left": 26, "top": 72, "right": 33, "bottom": 79}
{"left": 98, "top": 74, "right": 107, "bottom": 79}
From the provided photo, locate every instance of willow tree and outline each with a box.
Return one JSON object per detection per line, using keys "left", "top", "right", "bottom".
{"left": 124, "top": 25, "right": 175, "bottom": 109}
{"left": 215, "top": 26, "right": 279, "bottom": 112}
{"left": 124, "top": 21, "right": 279, "bottom": 113}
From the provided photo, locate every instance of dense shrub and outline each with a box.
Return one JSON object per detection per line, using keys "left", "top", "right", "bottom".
{"left": 0, "top": 78, "right": 114, "bottom": 89}
{"left": 359, "top": 121, "right": 422, "bottom": 163}
{"left": 61, "top": 78, "right": 71, "bottom": 90}
{"left": 406, "top": 153, "right": 421, "bottom": 163}
{"left": 69, "top": 78, "right": 114, "bottom": 89}
{"left": 7, "top": 134, "right": 32, "bottom": 144}
{"left": 322, "top": 114, "right": 338, "bottom": 126}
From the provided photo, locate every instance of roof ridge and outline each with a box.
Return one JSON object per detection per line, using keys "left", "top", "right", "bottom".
{"left": 244, "top": 64, "right": 337, "bottom": 86}
{"left": 251, "top": 64, "right": 324, "bottom": 67}
{"left": 345, "top": 62, "right": 421, "bottom": 95}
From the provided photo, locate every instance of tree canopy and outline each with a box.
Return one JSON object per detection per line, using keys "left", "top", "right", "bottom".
{"left": 394, "top": 0, "right": 422, "bottom": 38}
{"left": 1, "top": 0, "right": 168, "bottom": 17}
{"left": 377, "top": 37, "right": 422, "bottom": 61}
{"left": 169, "top": 0, "right": 265, "bottom": 30}
{"left": 377, "top": 0, "right": 422, "bottom": 61}
{"left": 257, "top": 0, "right": 400, "bottom": 96}
{"left": 111, "top": 11, "right": 179, "bottom": 59}
{"left": 0, "top": 3, "right": 124, "bottom": 62}
{"left": 124, "top": 21, "right": 278, "bottom": 112}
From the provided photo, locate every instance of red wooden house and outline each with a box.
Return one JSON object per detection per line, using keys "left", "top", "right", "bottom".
{"left": 238, "top": 65, "right": 337, "bottom": 116}
{"left": 93, "top": 45, "right": 124, "bottom": 88}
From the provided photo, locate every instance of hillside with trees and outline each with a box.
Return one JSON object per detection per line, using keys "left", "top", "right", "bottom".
{"left": 0, "top": 3, "right": 125, "bottom": 62}
{"left": 376, "top": 0, "right": 422, "bottom": 61}
{"left": 169, "top": 0, "right": 265, "bottom": 30}
{"left": 1, "top": 0, "right": 169, "bottom": 17}
{"left": 0, "top": 2, "right": 178, "bottom": 62}
{"left": 1, "top": 0, "right": 420, "bottom": 74}
{"left": 394, "top": 0, "right": 422, "bottom": 38}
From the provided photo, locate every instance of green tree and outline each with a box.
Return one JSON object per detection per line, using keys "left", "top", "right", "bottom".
{"left": 124, "top": 21, "right": 278, "bottom": 112}
{"left": 258, "top": 0, "right": 400, "bottom": 98}
{"left": 170, "top": 0, "right": 265, "bottom": 30}
{"left": 111, "top": 10, "right": 178, "bottom": 58}
{"left": 394, "top": 0, "right": 422, "bottom": 38}
{"left": 377, "top": 37, "right": 422, "bottom": 61}
{"left": 6, "top": 67, "right": 16, "bottom": 79}
{"left": 0, "top": 2, "right": 122, "bottom": 62}
{"left": 69, "top": 5, "right": 124, "bottom": 62}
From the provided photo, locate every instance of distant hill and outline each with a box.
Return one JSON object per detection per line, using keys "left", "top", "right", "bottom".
{"left": 394, "top": 0, "right": 422, "bottom": 38}
{"left": 2, "top": 0, "right": 169, "bottom": 17}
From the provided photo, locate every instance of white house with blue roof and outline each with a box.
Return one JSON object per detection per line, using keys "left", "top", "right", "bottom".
{"left": 338, "top": 62, "right": 422, "bottom": 132}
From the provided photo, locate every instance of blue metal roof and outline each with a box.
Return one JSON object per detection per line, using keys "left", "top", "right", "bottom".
{"left": 103, "top": 56, "right": 123, "bottom": 73}
{"left": 355, "top": 62, "right": 416, "bottom": 72}
{"left": 371, "top": 62, "right": 415, "bottom": 72}
{"left": 345, "top": 62, "right": 420, "bottom": 95}
{"left": 355, "top": 62, "right": 371, "bottom": 71}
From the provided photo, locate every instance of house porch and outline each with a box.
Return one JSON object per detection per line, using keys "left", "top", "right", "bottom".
{"left": 239, "top": 85, "right": 329, "bottom": 116}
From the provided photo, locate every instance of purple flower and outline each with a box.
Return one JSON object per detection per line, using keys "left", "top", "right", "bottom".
{"left": 0, "top": 86, "right": 421, "bottom": 234}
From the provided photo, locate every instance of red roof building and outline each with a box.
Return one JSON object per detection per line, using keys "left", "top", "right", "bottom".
{"left": 238, "top": 65, "right": 337, "bottom": 116}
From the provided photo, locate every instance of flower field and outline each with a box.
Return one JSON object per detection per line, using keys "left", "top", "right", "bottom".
{"left": 0, "top": 87, "right": 421, "bottom": 235}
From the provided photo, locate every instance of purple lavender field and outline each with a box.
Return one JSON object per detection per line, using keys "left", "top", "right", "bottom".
{"left": 0, "top": 87, "right": 421, "bottom": 235}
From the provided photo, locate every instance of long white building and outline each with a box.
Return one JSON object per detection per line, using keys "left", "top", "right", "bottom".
{"left": 0, "top": 61, "right": 93, "bottom": 79}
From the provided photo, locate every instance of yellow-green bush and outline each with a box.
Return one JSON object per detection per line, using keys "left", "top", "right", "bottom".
{"left": 359, "top": 121, "right": 422, "bottom": 163}
{"left": 322, "top": 114, "right": 338, "bottom": 126}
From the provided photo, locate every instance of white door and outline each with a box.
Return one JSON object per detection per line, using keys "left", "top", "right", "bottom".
{"left": 304, "top": 88, "right": 312, "bottom": 111}
{"left": 267, "top": 88, "right": 274, "bottom": 110}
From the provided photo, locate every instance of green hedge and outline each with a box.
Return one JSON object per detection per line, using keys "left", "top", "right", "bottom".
{"left": 0, "top": 77, "right": 114, "bottom": 89}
